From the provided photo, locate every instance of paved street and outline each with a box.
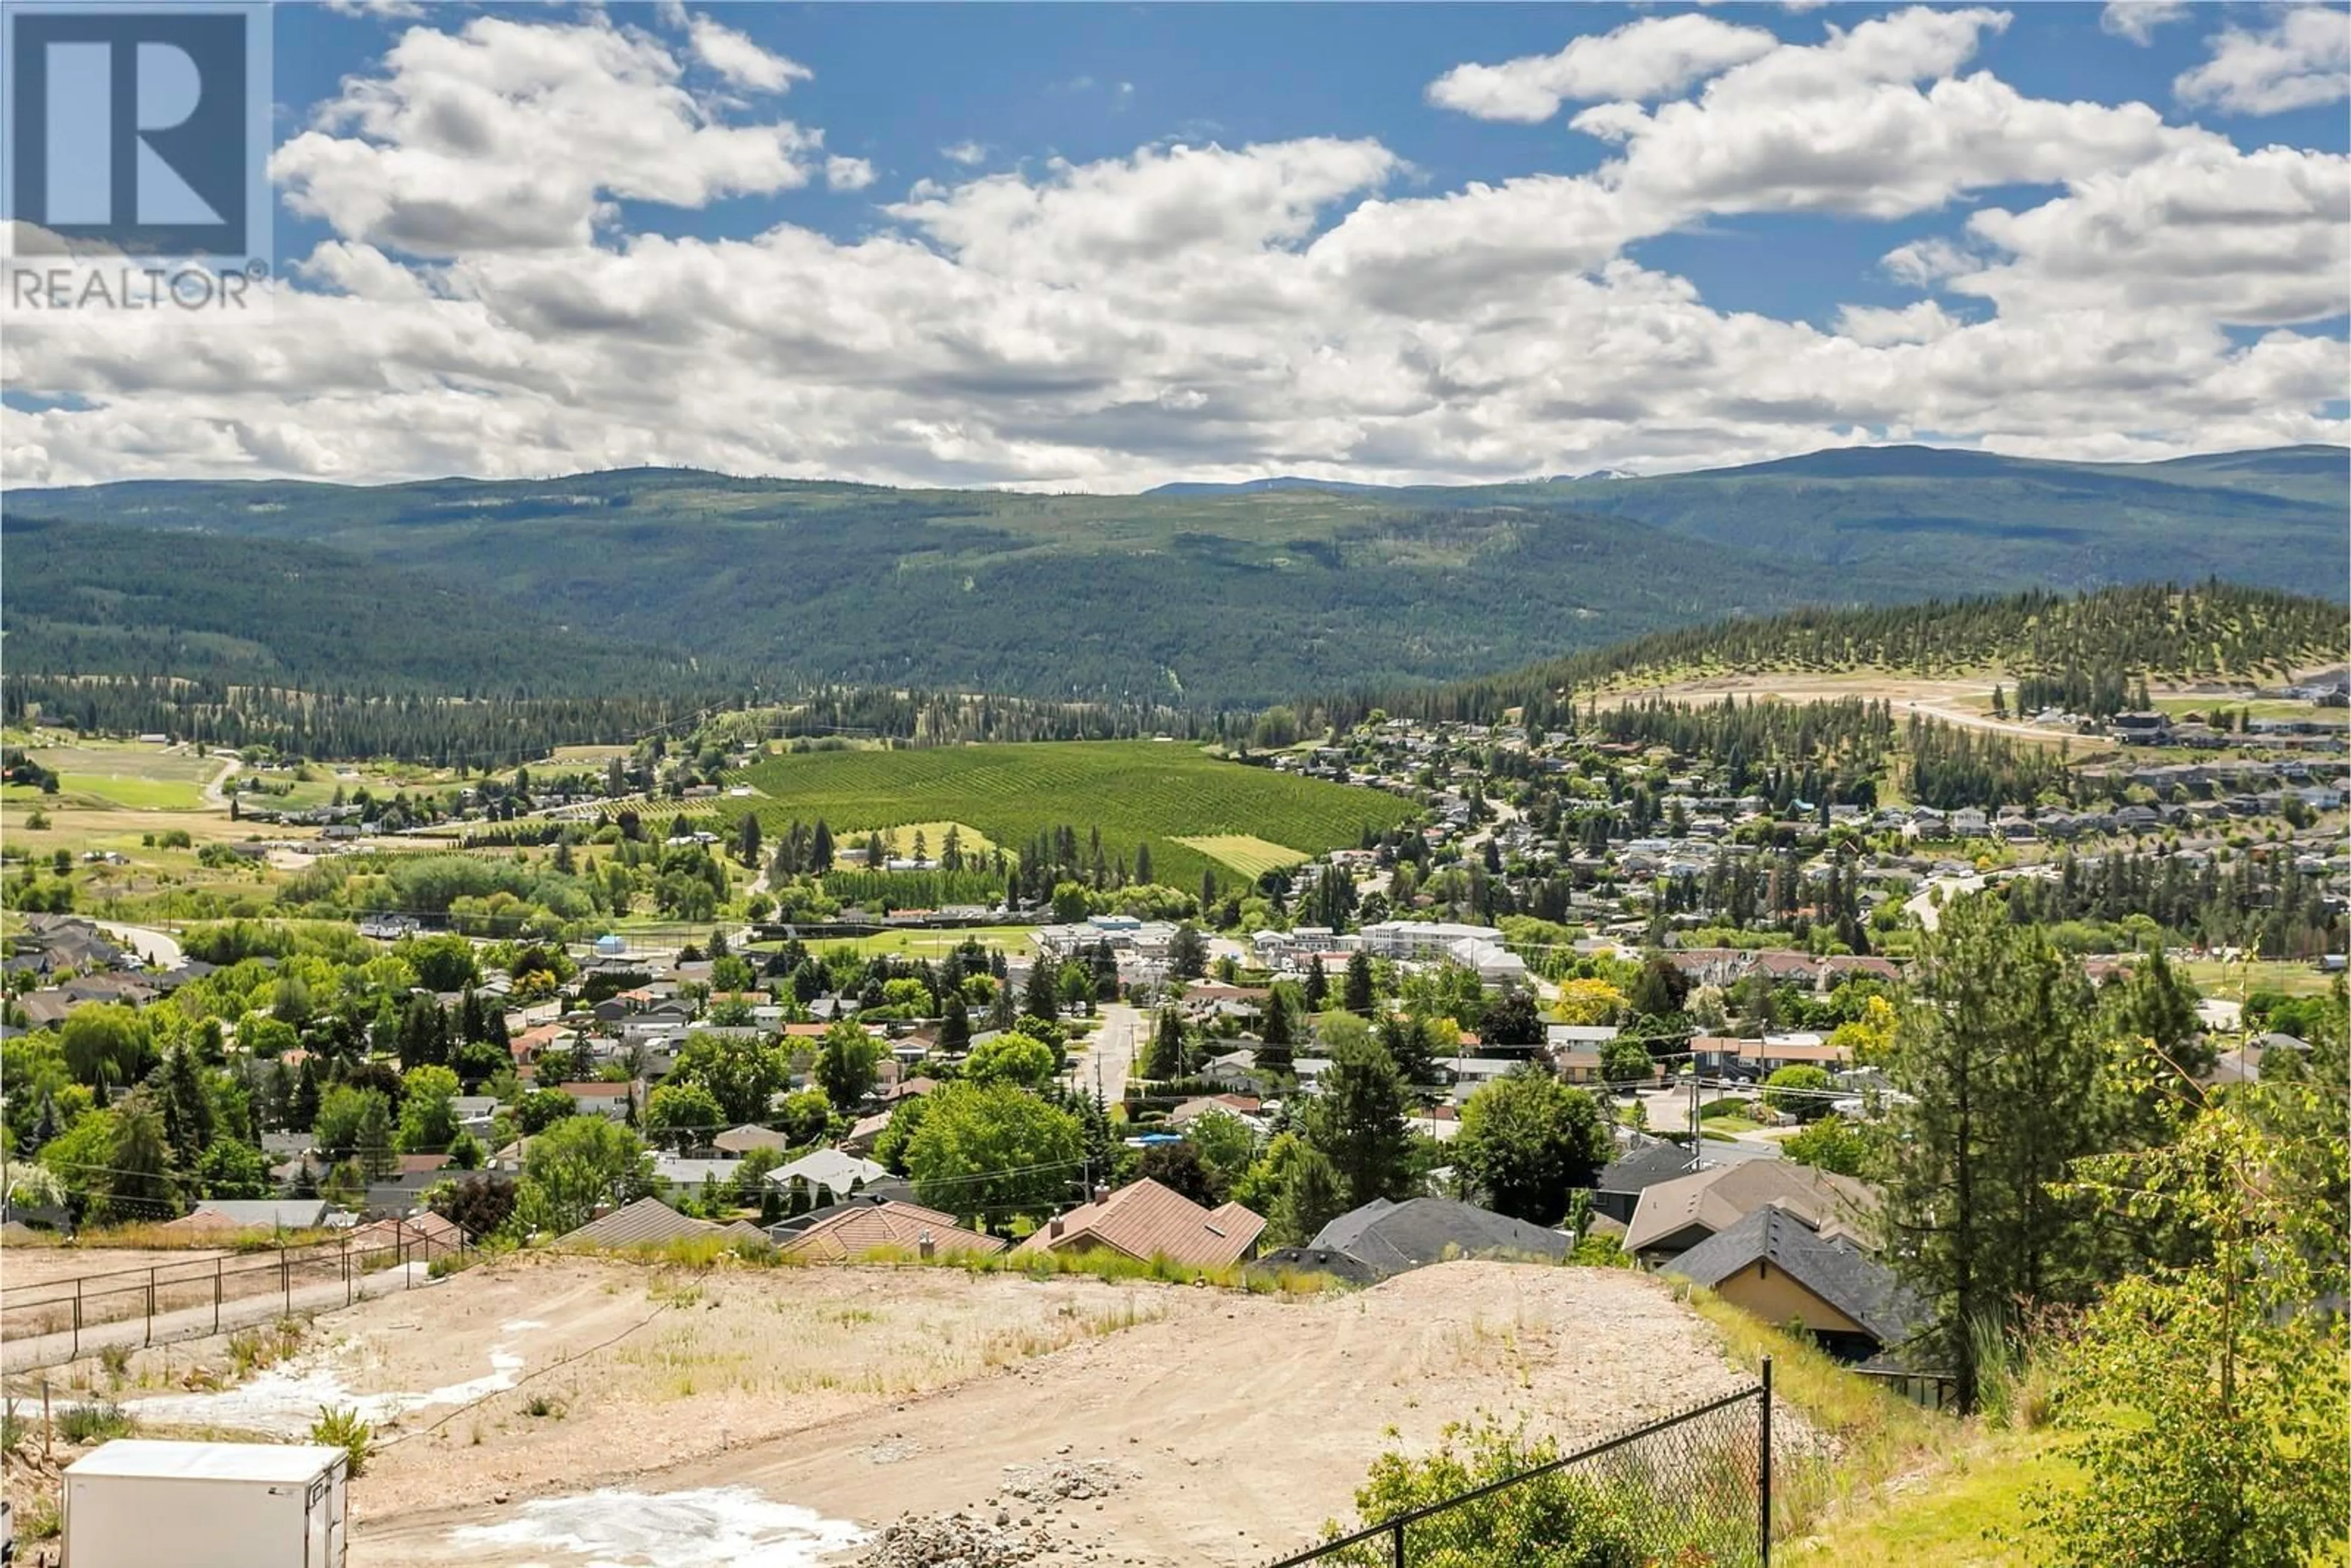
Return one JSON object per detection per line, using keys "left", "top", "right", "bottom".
{"left": 94, "top": 920, "right": 184, "bottom": 969}
{"left": 1067, "top": 1001, "right": 1141, "bottom": 1100}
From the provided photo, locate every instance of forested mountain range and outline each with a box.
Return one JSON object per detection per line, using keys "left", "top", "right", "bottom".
{"left": 3, "top": 445, "right": 2342, "bottom": 707}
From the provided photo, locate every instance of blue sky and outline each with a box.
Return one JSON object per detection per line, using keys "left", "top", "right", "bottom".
{"left": 9, "top": 2, "right": 2349, "bottom": 487}
{"left": 266, "top": 2, "right": 2346, "bottom": 330}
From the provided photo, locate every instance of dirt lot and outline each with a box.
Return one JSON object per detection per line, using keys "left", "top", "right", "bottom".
{"left": 3, "top": 1254, "right": 1752, "bottom": 1566}
{"left": 244, "top": 1255, "right": 1754, "bottom": 1568}
{"left": 0, "top": 1243, "right": 236, "bottom": 1294}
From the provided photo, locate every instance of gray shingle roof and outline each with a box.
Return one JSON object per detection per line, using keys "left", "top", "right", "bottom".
{"left": 1265, "top": 1198, "right": 1570, "bottom": 1282}
{"left": 1667, "top": 1204, "right": 1924, "bottom": 1349}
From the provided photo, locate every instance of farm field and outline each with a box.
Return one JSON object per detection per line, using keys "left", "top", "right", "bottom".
{"left": 730, "top": 741, "right": 1413, "bottom": 896}
{"left": 3, "top": 741, "right": 223, "bottom": 811}
{"left": 1173, "top": 833, "right": 1309, "bottom": 877}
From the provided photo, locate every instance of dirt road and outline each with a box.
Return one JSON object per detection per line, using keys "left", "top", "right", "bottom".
{"left": 1595, "top": 674, "right": 2077, "bottom": 743}
{"left": 350, "top": 1260, "right": 1748, "bottom": 1568}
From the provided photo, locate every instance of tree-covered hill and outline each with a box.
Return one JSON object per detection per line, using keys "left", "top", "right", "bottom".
{"left": 1, "top": 516, "right": 704, "bottom": 697}
{"left": 6, "top": 445, "right": 2342, "bottom": 706}
{"left": 1352, "top": 583, "right": 2350, "bottom": 724}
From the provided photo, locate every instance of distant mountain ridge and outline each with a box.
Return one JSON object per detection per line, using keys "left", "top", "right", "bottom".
{"left": 6, "top": 444, "right": 2342, "bottom": 706}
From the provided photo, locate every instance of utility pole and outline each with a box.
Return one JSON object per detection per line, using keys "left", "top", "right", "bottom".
{"left": 1687, "top": 1069, "right": 1701, "bottom": 1169}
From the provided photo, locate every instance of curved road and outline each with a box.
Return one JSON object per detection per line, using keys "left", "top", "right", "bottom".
{"left": 94, "top": 920, "right": 184, "bottom": 969}
{"left": 1904, "top": 872, "right": 1984, "bottom": 933}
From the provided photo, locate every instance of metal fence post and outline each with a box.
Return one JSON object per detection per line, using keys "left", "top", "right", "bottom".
{"left": 1389, "top": 1520, "right": 1404, "bottom": 1568}
{"left": 146, "top": 1267, "right": 156, "bottom": 1345}
{"left": 1759, "top": 1354, "right": 1774, "bottom": 1568}
{"left": 72, "top": 1279, "right": 82, "bottom": 1359}
{"left": 282, "top": 1245, "right": 292, "bottom": 1317}
{"left": 343, "top": 1237, "right": 353, "bottom": 1307}
{"left": 213, "top": 1256, "right": 222, "bottom": 1335}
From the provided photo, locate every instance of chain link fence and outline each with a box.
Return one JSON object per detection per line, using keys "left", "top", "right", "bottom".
{"left": 1266, "top": 1361, "right": 1775, "bottom": 1568}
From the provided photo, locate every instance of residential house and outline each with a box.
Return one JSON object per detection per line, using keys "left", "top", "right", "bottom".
{"left": 1251, "top": 1197, "right": 1569, "bottom": 1286}
{"left": 557, "top": 1196, "right": 767, "bottom": 1251}
{"left": 1624, "top": 1161, "right": 1878, "bottom": 1264}
{"left": 1439, "top": 1056, "right": 1524, "bottom": 1105}
{"left": 772, "top": 1198, "right": 1005, "bottom": 1261}
{"left": 1015, "top": 1179, "right": 1266, "bottom": 1269}
{"left": 1201, "top": 1049, "right": 1269, "bottom": 1095}
{"left": 1167, "top": 1094, "right": 1266, "bottom": 1134}
{"left": 839, "top": 1110, "right": 895, "bottom": 1154}
{"left": 711, "top": 1123, "right": 792, "bottom": 1156}
{"left": 767, "top": 1149, "right": 891, "bottom": 1199}
{"left": 651, "top": 1155, "right": 744, "bottom": 1193}
{"left": 550, "top": 1081, "right": 632, "bottom": 1121}
{"left": 163, "top": 1198, "right": 334, "bottom": 1234}
{"left": 1665, "top": 1204, "right": 1924, "bottom": 1361}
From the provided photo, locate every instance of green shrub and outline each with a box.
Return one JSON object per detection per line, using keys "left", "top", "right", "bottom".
{"left": 58, "top": 1403, "right": 136, "bottom": 1444}
{"left": 1313, "top": 1417, "right": 1723, "bottom": 1567}
{"left": 310, "top": 1406, "right": 373, "bottom": 1477}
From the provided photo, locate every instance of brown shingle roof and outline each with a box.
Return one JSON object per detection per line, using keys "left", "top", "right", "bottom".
{"left": 1625, "top": 1162, "right": 1877, "bottom": 1256}
{"left": 779, "top": 1200, "right": 1005, "bottom": 1262}
{"left": 1013, "top": 1179, "right": 1265, "bottom": 1269}
{"left": 557, "top": 1196, "right": 715, "bottom": 1250}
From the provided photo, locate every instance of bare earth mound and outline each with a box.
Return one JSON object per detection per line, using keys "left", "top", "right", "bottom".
{"left": 337, "top": 1258, "right": 1744, "bottom": 1568}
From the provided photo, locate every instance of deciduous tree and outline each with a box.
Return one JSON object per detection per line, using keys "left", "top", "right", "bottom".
{"left": 1454, "top": 1072, "right": 1612, "bottom": 1225}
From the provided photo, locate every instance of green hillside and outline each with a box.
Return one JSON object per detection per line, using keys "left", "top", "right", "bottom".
{"left": 729, "top": 740, "right": 1414, "bottom": 895}
{"left": 1, "top": 515, "right": 701, "bottom": 697}
{"left": 6, "top": 445, "right": 2341, "bottom": 705}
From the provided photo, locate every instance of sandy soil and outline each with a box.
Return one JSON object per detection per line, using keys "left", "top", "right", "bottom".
{"left": 331, "top": 1258, "right": 1747, "bottom": 1568}
{"left": 0, "top": 1244, "right": 235, "bottom": 1294}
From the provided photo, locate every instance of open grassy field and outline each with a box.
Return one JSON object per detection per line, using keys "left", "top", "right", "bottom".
{"left": 4, "top": 741, "right": 222, "bottom": 811}
{"left": 779, "top": 923, "right": 1041, "bottom": 960}
{"left": 858, "top": 821, "right": 1002, "bottom": 861}
{"left": 1172, "top": 833, "right": 1310, "bottom": 878}
{"left": 2181, "top": 956, "right": 2340, "bottom": 1000}
{"left": 731, "top": 741, "right": 1413, "bottom": 895}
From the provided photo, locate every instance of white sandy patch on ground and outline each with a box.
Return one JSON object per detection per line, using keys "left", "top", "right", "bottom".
{"left": 127, "top": 1330, "right": 532, "bottom": 1437}
{"left": 448, "top": 1487, "right": 866, "bottom": 1568}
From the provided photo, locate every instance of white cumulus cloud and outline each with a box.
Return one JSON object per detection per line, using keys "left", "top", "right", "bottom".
{"left": 271, "top": 15, "right": 822, "bottom": 256}
{"left": 686, "top": 14, "right": 812, "bottom": 93}
{"left": 4, "top": 9, "right": 2343, "bottom": 492}
{"left": 2100, "top": 1, "right": 2191, "bottom": 46}
{"left": 1427, "top": 13, "right": 1780, "bottom": 122}
{"left": 2176, "top": 5, "right": 2351, "bottom": 114}
{"left": 825, "top": 156, "right": 877, "bottom": 192}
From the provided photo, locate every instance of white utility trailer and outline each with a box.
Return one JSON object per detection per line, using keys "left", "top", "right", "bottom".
{"left": 64, "top": 1439, "right": 347, "bottom": 1568}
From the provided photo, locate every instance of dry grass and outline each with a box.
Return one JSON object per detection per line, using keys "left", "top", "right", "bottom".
{"left": 1682, "top": 1286, "right": 1949, "bottom": 1536}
